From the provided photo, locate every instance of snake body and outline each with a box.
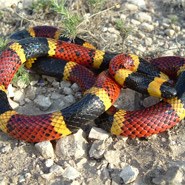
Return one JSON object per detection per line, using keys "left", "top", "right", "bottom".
{"left": 0, "top": 26, "right": 184, "bottom": 142}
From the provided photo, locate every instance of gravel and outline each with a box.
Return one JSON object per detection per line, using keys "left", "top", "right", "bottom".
{"left": 0, "top": 0, "right": 185, "bottom": 184}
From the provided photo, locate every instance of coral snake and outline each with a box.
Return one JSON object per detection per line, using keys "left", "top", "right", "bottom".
{"left": 0, "top": 25, "right": 184, "bottom": 142}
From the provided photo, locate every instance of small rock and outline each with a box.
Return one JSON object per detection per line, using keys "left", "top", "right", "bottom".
{"left": 89, "top": 140, "right": 106, "bottom": 159}
{"left": 35, "top": 141, "right": 55, "bottom": 159}
{"left": 45, "top": 159, "right": 54, "bottom": 168}
{"left": 130, "top": 19, "right": 141, "bottom": 25}
{"left": 71, "top": 83, "right": 80, "bottom": 92}
{"left": 145, "top": 37, "right": 153, "bottom": 46}
{"left": 49, "top": 164, "right": 64, "bottom": 176}
{"left": 165, "top": 29, "right": 175, "bottom": 37}
{"left": 140, "top": 22, "right": 154, "bottom": 32}
{"left": 127, "top": 0, "right": 146, "bottom": 8}
{"left": 0, "top": 143, "right": 11, "bottom": 153}
{"left": 152, "top": 166, "right": 183, "bottom": 185}
{"left": 124, "top": 3, "right": 138, "bottom": 11}
{"left": 50, "top": 92, "right": 63, "bottom": 100}
{"left": 13, "top": 90, "right": 25, "bottom": 103}
{"left": 8, "top": 98, "right": 19, "bottom": 109}
{"left": 52, "top": 81, "right": 60, "bottom": 88}
{"left": 60, "top": 81, "right": 71, "bottom": 88}
{"left": 7, "top": 84, "right": 15, "bottom": 98}
{"left": 104, "top": 150, "right": 121, "bottom": 166}
{"left": 108, "top": 27, "right": 120, "bottom": 35}
{"left": 34, "top": 95, "right": 52, "bottom": 111}
{"left": 63, "top": 87, "right": 73, "bottom": 95}
{"left": 135, "top": 12, "right": 152, "bottom": 22}
{"left": 56, "top": 129, "right": 87, "bottom": 160}
{"left": 18, "top": 175, "right": 25, "bottom": 183}
{"left": 89, "top": 127, "right": 109, "bottom": 140}
{"left": 25, "top": 86, "right": 36, "bottom": 100}
{"left": 64, "top": 94, "right": 76, "bottom": 104}
{"left": 119, "top": 165, "right": 139, "bottom": 184}
{"left": 42, "top": 75, "right": 55, "bottom": 83}
{"left": 63, "top": 166, "right": 81, "bottom": 180}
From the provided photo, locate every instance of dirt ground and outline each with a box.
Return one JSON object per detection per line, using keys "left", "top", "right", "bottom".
{"left": 0, "top": 0, "right": 185, "bottom": 185}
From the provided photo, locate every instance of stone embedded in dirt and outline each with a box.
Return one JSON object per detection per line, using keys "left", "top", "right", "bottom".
{"left": 89, "top": 138, "right": 112, "bottom": 159}
{"left": 119, "top": 165, "right": 139, "bottom": 184}
{"left": 127, "top": 0, "right": 146, "bottom": 8}
{"left": 63, "top": 166, "right": 81, "bottom": 180}
{"left": 89, "top": 127, "right": 109, "bottom": 140}
{"left": 64, "top": 94, "right": 76, "bottom": 104}
{"left": 34, "top": 95, "right": 52, "bottom": 111}
{"left": 35, "top": 141, "right": 55, "bottom": 159}
{"left": 124, "top": 3, "right": 138, "bottom": 11}
{"left": 42, "top": 75, "right": 55, "bottom": 83}
{"left": 60, "top": 80, "right": 71, "bottom": 88}
{"left": 0, "top": 143, "right": 11, "bottom": 153}
{"left": 8, "top": 98, "right": 19, "bottom": 109}
{"left": 104, "top": 150, "right": 121, "bottom": 166}
{"left": 89, "top": 140, "right": 106, "bottom": 159}
{"left": 140, "top": 22, "right": 155, "bottom": 32}
{"left": 13, "top": 89, "right": 25, "bottom": 103}
{"left": 55, "top": 129, "right": 87, "bottom": 160}
{"left": 49, "top": 164, "right": 64, "bottom": 176}
{"left": 63, "top": 87, "right": 73, "bottom": 95}
{"left": 71, "top": 83, "right": 80, "bottom": 92}
{"left": 165, "top": 29, "right": 175, "bottom": 37}
{"left": 135, "top": 12, "right": 152, "bottom": 22}
{"left": 152, "top": 166, "right": 183, "bottom": 185}
{"left": 25, "top": 86, "right": 37, "bottom": 100}
{"left": 45, "top": 159, "right": 54, "bottom": 168}
{"left": 50, "top": 92, "right": 63, "bottom": 100}
{"left": 7, "top": 84, "right": 15, "bottom": 98}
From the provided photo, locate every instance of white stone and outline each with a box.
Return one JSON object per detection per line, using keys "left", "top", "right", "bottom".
{"left": 127, "top": 0, "right": 146, "bottom": 8}
{"left": 63, "top": 166, "right": 81, "bottom": 180}
{"left": 56, "top": 129, "right": 87, "bottom": 160}
{"left": 13, "top": 90, "right": 25, "bottom": 103}
{"left": 165, "top": 29, "right": 175, "bottom": 37}
{"left": 34, "top": 95, "right": 52, "bottom": 111}
{"left": 104, "top": 150, "right": 121, "bottom": 166}
{"left": 140, "top": 22, "right": 154, "bottom": 32}
{"left": 125, "top": 3, "right": 138, "bottom": 11}
{"left": 89, "top": 127, "right": 109, "bottom": 140}
{"left": 35, "top": 141, "right": 55, "bottom": 159}
{"left": 7, "top": 84, "right": 15, "bottom": 98}
{"left": 45, "top": 159, "right": 54, "bottom": 168}
{"left": 64, "top": 94, "right": 76, "bottom": 104}
{"left": 119, "top": 165, "right": 139, "bottom": 184}
{"left": 135, "top": 12, "right": 152, "bottom": 22}
{"left": 71, "top": 83, "right": 80, "bottom": 92}
{"left": 63, "top": 87, "right": 73, "bottom": 95}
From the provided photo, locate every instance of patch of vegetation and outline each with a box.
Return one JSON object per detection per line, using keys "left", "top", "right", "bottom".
{"left": 87, "top": 0, "right": 107, "bottom": 13}
{"left": 115, "top": 19, "right": 132, "bottom": 40}
{"left": 12, "top": 65, "right": 30, "bottom": 85}
{"left": 50, "top": 0, "right": 82, "bottom": 38}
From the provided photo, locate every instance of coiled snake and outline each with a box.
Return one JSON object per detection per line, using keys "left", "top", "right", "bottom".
{"left": 0, "top": 26, "right": 184, "bottom": 142}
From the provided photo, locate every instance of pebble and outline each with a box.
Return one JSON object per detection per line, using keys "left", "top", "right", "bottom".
{"left": 63, "top": 86, "right": 73, "bottom": 95}
{"left": 89, "top": 140, "right": 106, "bottom": 159}
{"left": 45, "top": 159, "right": 54, "bottom": 168}
{"left": 64, "top": 94, "right": 76, "bottom": 104}
{"left": 8, "top": 98, "right": 19, "bottom": 109}
{"left": 49, "top": 164, "right": 64, "bottom": 176}
{"left": 7, "top": 84, "right": 15, "bottom": 98}
{"left": 0, "top": 144, "right": 11, "bottom": 153}
{"left": 63, "top": 166, "right": 81, "bottom": 180}
{"left": 135, "top": 12, "right": 152, "bottom": 22}
{"left": 88, "top": 127, "right": 109, "bottom": 140}
{"left": 124, "top": 3, "right": 138, "bottom": 11}
{"left": 35, "top": 141, "right": 55, "bottom": 159}
{"left": 165, "top": 29, "right": 175, "bottom": 37}
{"left": 34, "top": 95, "right": 52, "bottom": 111}
{"left": 55, "top": 129, "right": 87, "bottom": 160}
{"left": 119, "top": 165, "right": 139, "bottom": 184}
{"left": 152, "top": 166, "right": 183, "bottom": 185}
{"left": 127, "top": 0, "right": 146, "bottom": 8}
{"left": 71, "top": 83, "right": 80, "bottom": 92}
{"left": 13, "top": 90, "right": 25, "bottom": 103}
{"left": 140, "top": 22, "right": 154, "bottom": 32}
{"left": 104, "top": 150, "right": 121, "bottom": 166}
